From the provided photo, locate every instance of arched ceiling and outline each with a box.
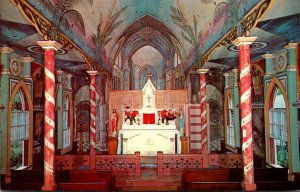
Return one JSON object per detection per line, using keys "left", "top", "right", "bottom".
{"left": 1, "top": 0, "right": 300, "bottom": 76}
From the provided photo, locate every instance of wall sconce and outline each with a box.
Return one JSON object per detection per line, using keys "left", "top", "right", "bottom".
{"left": 0, "top": 104, "right": 5, "bottom": 111}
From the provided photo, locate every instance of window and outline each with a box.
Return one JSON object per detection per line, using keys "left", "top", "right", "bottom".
{"left": 227, "top": 95, "right": 235, "bottom": 146}
{"left": 63, "top": 96, "right": 71, "bottom": 148}
{"left": 10, "top": 90, "right": 29, "bottom": 169}
{"left": 269, "top": 87, "right": 288, "bottom": 167}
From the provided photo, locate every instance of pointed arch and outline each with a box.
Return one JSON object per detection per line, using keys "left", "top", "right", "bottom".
{"left": 224, "top": 89, "right": 235, "bottom": 147}
{"left": 264, "top": 77, "right": 292, "bottom": 171}
{"left": 6, "top": 80, "right": 33, "bottom": 176}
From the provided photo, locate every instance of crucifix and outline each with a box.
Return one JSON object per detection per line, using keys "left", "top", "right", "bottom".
{"left": 146, "top": 72, "right": 152, "bottom": 80}
{"left": 147, "top": 95, "right": 151, "bottom": 103}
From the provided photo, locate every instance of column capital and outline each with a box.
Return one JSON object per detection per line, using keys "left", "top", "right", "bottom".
{"left": 223, "top": 72, "right": 230, "bottom": 77}
{"left": 57, "top": 70, "right": 64, "bottom": 75}
{"left": 197, "top": 68, "right": 209, "bottom": 74}
{"left": 37, "top": 41, "right": 61, "bottom": 50}
{"left": 87, "top": 70, "right": 98, "bottom": 76}
{"left": 284, "top": 43, "right": 298, "bottom": 49}
{"left": 0, "top": 47, "right": 14, "bottom": 54}
{"left": 233, "top": 37, "right": 257, "bottom": 46}
{"left": 22, "top": 56, "right": 35, "bottom": 63}
{"left": 232, "top": 68, "right": 239, "bottom": 73}
{"left": 261, "top": 54, "right": 274, "bottom": 59}
{"left": 67, "top": 74, "right": 73, "bottom": 78}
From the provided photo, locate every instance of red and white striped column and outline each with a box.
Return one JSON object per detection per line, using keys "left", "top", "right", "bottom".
{"left": 37, "top": 41, "right": 61, "bottom": 191}
{"left": 198, "top": 69, "right": 209, "bottom": 153}
{"left": 233, "top": 36, "right": 257, "bottom": 191}
{"left": 87, "top": 70, "right": 97, "bottom": 169}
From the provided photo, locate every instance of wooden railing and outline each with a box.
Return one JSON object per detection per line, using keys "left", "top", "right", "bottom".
{"left": 55, "top": 152, "right": 141, "bottom": 176}
{"left": 157, "top": 152, "right": 242, "bottom": 176}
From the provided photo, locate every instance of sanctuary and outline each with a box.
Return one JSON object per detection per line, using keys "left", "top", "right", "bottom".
{"left": 110, "top": 74, "right": 187, "bottom": 156}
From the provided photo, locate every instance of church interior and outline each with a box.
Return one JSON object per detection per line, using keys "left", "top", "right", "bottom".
{"left": 1, "top": 0, "right": 300, "bottom": 191}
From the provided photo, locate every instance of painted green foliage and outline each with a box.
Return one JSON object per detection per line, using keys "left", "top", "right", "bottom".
{"left": 170, "top": 5, "right": 201, "bottom": 48}
{"left": 92, "top": 4, "right": 127, "bottom": 48}
{"left": 43, "top": 0, "right": 93, "bottom": 37}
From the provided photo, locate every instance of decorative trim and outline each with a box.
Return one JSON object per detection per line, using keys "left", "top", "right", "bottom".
{"left": 0, "top": 47, "right": 14, "bottom": 54}
{"left": 192, "top": 0, "right": 272, "bottom": 71}
{"left": 11, "top": 0, "right": 112, "bottom": 78}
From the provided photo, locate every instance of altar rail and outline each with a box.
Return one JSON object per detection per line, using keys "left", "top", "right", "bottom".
{"left": 55, "top": 152, "right": 141, "bottom": 176}
{"left": 157, "top": 152, "right": 242, "bottom": 176}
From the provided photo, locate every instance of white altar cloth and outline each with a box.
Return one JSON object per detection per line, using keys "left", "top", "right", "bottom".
{"left": 117, "top": 125, "right": 181, "bottom": 156}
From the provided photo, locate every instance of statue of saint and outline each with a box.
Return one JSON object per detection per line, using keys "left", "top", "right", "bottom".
{"left": 177, "top": 109, "right": 184, "bottom": 136}
{"left": 111, "top": 109, "right": 118, "bottom": 137}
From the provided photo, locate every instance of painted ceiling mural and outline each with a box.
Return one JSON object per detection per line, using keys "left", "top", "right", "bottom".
{"left": 2, "top": 0, "right": 300, "bottom": 77}
{"left": 23, "top": 0, "right": 260, "bottom": 72}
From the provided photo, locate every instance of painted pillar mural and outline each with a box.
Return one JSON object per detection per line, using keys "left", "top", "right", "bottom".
{"left": 199, "top": 69, "right": 209, "bottom": 152}
{"left": 87, "top": 70, "right": 97, "bottom": 169}
{"left": 37, "top": 41, "right": 61, "bottom": 191}
{"left": 233, "top": 68, "right": 241, "bottom": 148}
{"left": 0, "top": 47, "right": 13, "bottom": 176}
{"left": 285, "top": 43, "right": 300, "bottom": 173}
{"left": 233, "top": 37, "right": 257, "bottom": 191}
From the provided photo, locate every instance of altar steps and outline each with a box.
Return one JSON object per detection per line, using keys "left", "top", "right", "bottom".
{"left": 113, "top": 168, "right": 181, "bottom": 191}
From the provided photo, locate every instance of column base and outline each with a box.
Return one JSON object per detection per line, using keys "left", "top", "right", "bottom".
{"left": 180, "top": 136, "right": 188, "bottom": 154}
{"left": 108, "top": 137, "right": 118, "bottom": 154}
{"left": 42, "top": 184, "right": 57, "bottom": 191}
{"left": 241, "top": 182, "right": 256, "bottom": 191}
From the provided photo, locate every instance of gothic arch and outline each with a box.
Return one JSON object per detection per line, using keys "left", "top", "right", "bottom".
{"left": 6, "top": 80, "right": 33, "bottom": 176}
{"left": 223, "top": 89, "right": 234, "bottom": 146}
{"left": 264, "top": 77, "right": 292, "bottom": 171}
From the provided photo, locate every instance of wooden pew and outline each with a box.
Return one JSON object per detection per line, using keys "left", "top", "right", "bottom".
{"left": 254, "top": 168, "right": 297, "bottom": 190}
{"left": 181, "top": 168, "right": 242, "bottom": 191}
{"left": 56, "top": 169, "right": 113, "bottom": 191}
{"left": 6, "top": 169, "right": 43, "bottom": 190}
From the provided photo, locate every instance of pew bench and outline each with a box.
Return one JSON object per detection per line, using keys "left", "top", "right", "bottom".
{"left": 56, "top": 170, "right": 113, "bottom": 191}
{"left": 181, "top": 168, "right": 242, "bottom": 191}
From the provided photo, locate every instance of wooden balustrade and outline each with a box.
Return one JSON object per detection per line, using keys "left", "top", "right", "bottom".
{"left": 157, "top": 152, "right": 242, "bottom": 176}
{"left": 55, "top": 152, "right": 141, "bottom": 176}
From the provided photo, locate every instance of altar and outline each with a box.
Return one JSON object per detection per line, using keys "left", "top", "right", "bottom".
{"left": 110, "top": 73, "right": 186, "bottom": 156}
{"left": 117, "top": 124, "right": 181, "bottom": 156}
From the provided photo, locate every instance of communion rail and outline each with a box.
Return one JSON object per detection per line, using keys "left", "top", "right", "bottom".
{"left": 157, "top": 152, "right": 242, "bottom": 176}
{"left": 55, "top": 152, "right": 141, "bottom": 176}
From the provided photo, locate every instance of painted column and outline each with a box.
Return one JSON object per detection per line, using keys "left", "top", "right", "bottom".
{"left": 165, "top": 59, "right": 173, "bottom": 90}
{"left": 285, "top": 43, "right": 300, "bottom": 176}
{"left": 0, "top": 47, "right": 13, "bottom": 181}
{"left": 87, "top": 70, "right": 97, "bottom": 169}
{"left": 198, "top": 68, "right": 209, "bottom": 153}
{"left": 262, "top": 54, "right": 273, "bottom": 77}
{"left": 122, "top": 57, "right": 130, "bottom": 90}
{"left": 233, "top": 68, "right": 241, "bottom": 148}
{"left": 233, "top": 37, "right": 257, "bottom": 191}
{"left": 37, "top": 41, "right": 61, "bottom": 191}
{"left": 22, "top": 56, "right": 34, "bottom": 80}
{"left": 56, "top": 70, "right": 63, "bottom": 150}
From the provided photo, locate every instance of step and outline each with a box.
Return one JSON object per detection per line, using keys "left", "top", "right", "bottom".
{"left": 114, "top": 174, "right": 181, "bottom": 191}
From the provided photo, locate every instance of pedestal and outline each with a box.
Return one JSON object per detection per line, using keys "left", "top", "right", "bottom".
{"left": 180, "top": 136, "right": 188, "bottom": 154}
{"left": 108, "top": 137, "right": 118, "bottom": 154}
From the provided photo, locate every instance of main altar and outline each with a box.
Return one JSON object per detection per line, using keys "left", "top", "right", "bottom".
{"left": 109, "top": 75, "right": 187, "bottom": 156}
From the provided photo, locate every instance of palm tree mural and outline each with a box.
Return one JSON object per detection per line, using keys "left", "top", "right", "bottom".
{"left": 91, "top": 4, "right": 127, "bottom": 50}
{"left": 170, "top": 5, "right": 201, "bottom": 48}
{"left": 43, "top": 0, "right": 93, "bottom": 40}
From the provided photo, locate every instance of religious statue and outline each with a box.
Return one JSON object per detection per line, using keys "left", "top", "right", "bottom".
{"left": 177, "top": 109, "right": 184, "bottom": 136}
{"left": 111, "top": 109, "right": 118, "bottom": 137}
{"left": 124, "top": 106, "right": 131, "bottom": 123}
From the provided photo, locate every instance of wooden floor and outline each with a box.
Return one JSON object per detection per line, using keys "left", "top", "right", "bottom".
{"left": 114, "top": 168, "right": 182, "bottom": 191}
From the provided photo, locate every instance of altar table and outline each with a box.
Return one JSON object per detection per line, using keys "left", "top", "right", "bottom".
{"left": 117, "top": 124, "right": 181, "bottom": 156}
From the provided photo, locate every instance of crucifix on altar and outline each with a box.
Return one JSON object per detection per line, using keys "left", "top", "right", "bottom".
{"left": 142, "top": 72, "right": 156, "bottom": 108}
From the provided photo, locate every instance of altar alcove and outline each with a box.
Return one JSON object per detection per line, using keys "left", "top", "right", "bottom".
{"left": 109, "top": 75, "right": 187, "bottom": 156}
